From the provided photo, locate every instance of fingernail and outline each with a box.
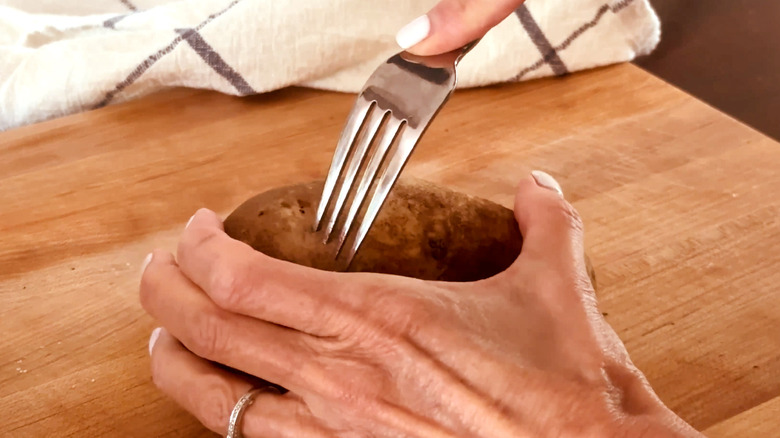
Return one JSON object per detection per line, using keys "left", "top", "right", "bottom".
{"left": 531, "top": 170, "right": 564, "bottom": 198}
{"left": 149, "top": 327, "right": 162, "bottom": 355}
{"left": 140, "top": 252, "right": 153, "bottom": 275}
{"left": 396, "top": 15, "right": 430, "bottom": 49}
{"left": 185, "top": 214, "right": 195, "bottom": 229}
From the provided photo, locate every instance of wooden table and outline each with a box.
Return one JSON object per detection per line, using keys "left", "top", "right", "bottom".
{"left": 1, "top": 63, "right": 778, "bottom": 436}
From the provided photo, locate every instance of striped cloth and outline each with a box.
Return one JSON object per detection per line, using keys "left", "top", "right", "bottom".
{"left": 0, "top": 0, "right": 660, "bottom": 131}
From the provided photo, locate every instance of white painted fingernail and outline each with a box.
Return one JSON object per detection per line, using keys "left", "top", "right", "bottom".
{"left": 396, "top": 15, "right": 430, "bottom": 49}
{"left": 140, "top": 252, "right": 153, "bottom": 275}
{"left": 531, "top": 170, "right": 564, "bottom": 198}
{"left": 185, "top": 214, "right": 195, "bottom": 229}
{"left": 149, "top": 327, "right": 162, "bottom": 355}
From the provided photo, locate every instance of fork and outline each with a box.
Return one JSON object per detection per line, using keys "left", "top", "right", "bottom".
{"left": 314, "top": 40, "right": 479, "bottom": 265}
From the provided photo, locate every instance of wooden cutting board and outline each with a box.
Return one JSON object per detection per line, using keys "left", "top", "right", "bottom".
{"left": 1, "top": 63, "right": 778, "bottom": 436}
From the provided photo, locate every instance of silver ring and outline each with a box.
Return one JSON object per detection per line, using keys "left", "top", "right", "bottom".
{"left": 226, "top": 386, "right": 279, "bottom": 438}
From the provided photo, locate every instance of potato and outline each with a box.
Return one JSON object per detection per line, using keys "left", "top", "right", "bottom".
{"left": 224, "top": 178, "right": 596, "bottom": 285}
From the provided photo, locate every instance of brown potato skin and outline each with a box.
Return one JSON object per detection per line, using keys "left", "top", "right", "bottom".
{"left": 224, "top": 178, "right": 523, "bottom": 282}
{"left": 224, "top": 178, "right": 596, "bottom": 286}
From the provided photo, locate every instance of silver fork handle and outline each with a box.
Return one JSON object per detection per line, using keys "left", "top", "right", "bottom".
{"left": 399, "top": 39, "right": 481, "bottom": 69}
{"left": 459, "top": 39, "right": 481, "bottom": 59}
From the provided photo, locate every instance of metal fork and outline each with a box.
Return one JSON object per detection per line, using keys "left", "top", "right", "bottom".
{"left": 314, "top": 41, "right": 479, "bottom": 265}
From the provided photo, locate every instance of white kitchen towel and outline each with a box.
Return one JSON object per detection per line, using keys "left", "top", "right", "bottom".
{"left": 0, "top": 0, "right": 660, "bottom": 131}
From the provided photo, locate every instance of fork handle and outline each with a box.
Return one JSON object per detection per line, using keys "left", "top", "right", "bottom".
{"left": 452, "top": 38, "right": 481, "bottom": 67}
{"left": 459, "top": 39, "right": 481, "bottom": 58}
{"left": 401, "top": 38, "right": 481, "bottom": 68}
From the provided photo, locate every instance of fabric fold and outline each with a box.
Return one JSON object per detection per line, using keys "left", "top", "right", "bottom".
{"left": 0, "top": 0, "right": 659, "bottom": 130}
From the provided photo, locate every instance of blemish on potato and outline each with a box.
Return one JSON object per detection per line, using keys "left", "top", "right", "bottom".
{"left": 428, "top": 238, "right": 447, "bottom": 260}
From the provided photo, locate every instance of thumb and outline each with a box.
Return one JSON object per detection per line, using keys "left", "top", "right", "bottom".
{"left": 395, "top": 0, "right": 525, "bottom": 56}
{"left": 507, "top": 171, "right": 587, "bottom": 279}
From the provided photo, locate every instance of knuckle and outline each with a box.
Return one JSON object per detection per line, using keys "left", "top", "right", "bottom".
{"left": 197, "top": 384, "right": 234, "bottom": 433}
{"left": 448, "top": 0, "right": 492, "bottom": 29}
{"left": 179, "top": 223, "right": 206, "bottom": 253}
{"left": 434, "top": 0, "right": 469, "bottom": 17}
{"left": 342, "top": 394, "right": 382, "bottom": 424}
{"left": 375, "top": 286, "right": 422, "bottom": 313}
{"left": 365, "top": 290, "right": 437, "bottom": 339}
{"left": 291, "top": 397, "right": 314, "bottom": 423}
{"left": 393, "top": 296, "right": 433, "bottom": 330}
{"left": 452, "top": 0, "right": 470, "bottom": 15}
{"left": 208, "top": 258, "right": 253, "bottom": 310}
{"left": 326, "top": 379, "right": 374, "bottom": 412}
{"left": 550, "top": 199, "right": 584, "bottom": 234}
{"left": 187, "top": 309, "right": 230, "bottom": 359}
{"left": 178, "top": 224, "right": 219, "bottom": 263}
{"left": 294, "top": 338, "right": 321, "bottom": 376}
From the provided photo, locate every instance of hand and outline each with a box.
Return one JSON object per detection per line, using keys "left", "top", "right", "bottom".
{"left": 395, "top": 0, "right": 527, "bottom": 56}
{"left": 140, "top": 172, "right": 703, "bottom": 437}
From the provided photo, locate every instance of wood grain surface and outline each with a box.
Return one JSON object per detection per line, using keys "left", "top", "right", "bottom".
{"left": 1, "top": 63, "right": 778, "bottom": 436}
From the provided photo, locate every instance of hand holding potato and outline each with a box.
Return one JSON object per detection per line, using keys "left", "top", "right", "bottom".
{"left": 140, "top": 173, "right": 703, "bottom": 437}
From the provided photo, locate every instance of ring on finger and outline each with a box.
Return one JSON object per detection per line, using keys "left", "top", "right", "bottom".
{"left": 226, "top": 385, "right": 281, "bottom": 438}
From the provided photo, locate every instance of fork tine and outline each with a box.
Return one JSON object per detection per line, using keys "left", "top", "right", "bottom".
{"left": 335, "top": 117, "right": 405, "bottom": 254}
{"left": 344, "top": 126, "right": 421, "bottom": 263}
{"left": 322, "top": 106, "right": 388, "bottom": 240}
{"left": 314, "top": 98, "right": 374, "bottom": 231}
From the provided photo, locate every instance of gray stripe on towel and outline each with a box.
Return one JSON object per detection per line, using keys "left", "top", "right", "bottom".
{"left": 176, "top": 28, "right": 255, "bottom": 96}
{"left": 514, "top": 5, "right": 569, "bottom": 76}
{"left": 103, "top": 14, "right": 131, "bottom": 29}
{"left": 513, "top": 0, "right": 638, "bottom": 81}
{"left": 119, "top": 0, "right": 138, "bottom": 12}
{"left": 93, "top": 0, "right": 243, "bottom": 109}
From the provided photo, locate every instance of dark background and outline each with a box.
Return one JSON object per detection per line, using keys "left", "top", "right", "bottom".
{"left": 635, "top": 0, "right": 780, "bottom": 141}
